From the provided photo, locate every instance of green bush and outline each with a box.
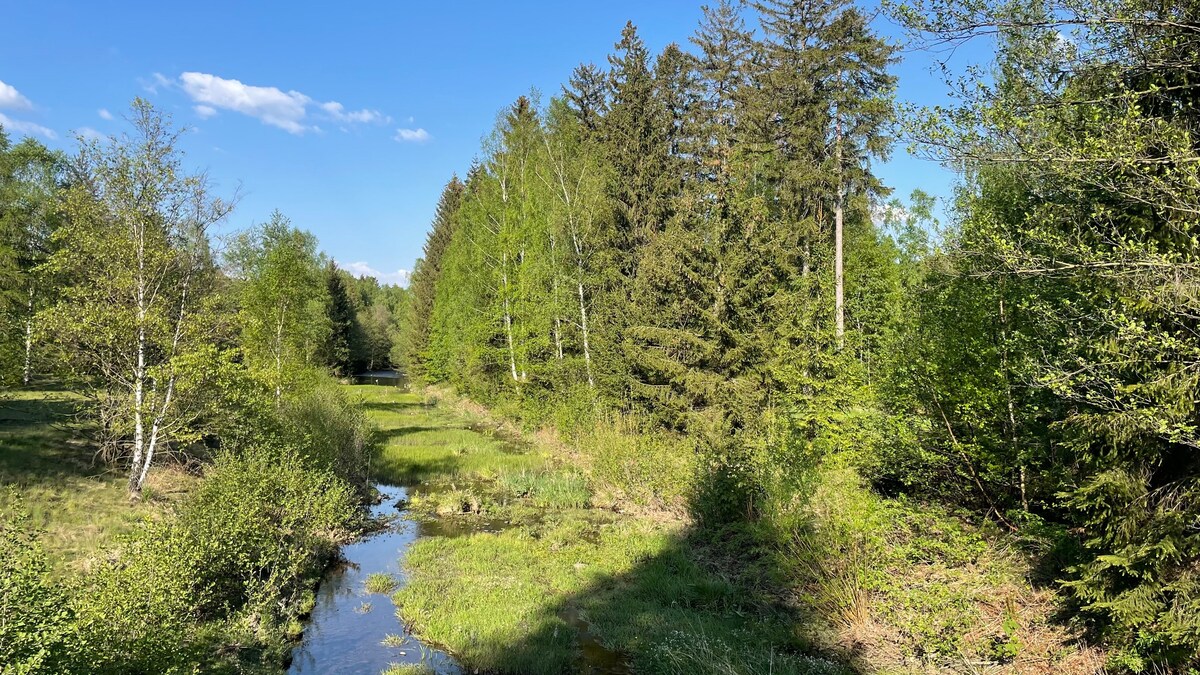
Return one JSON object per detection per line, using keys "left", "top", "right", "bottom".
{"left": 584, "top": 418, "right": 696, "bottom": 510}
{"left": 68, "top": 446, "right": 357, "bottom": 673}
{"left": 0, "top": 498, "right": 74, "bottom": 675}
{"left": 279, "top": 376, "right": 377, "bottom": 494}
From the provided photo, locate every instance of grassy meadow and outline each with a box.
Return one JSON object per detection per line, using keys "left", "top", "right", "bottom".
{"left": 0, "top": 390, "right": 196, "bottom": 573}
{"left": 352, "top": 382, "right": 1106, "bottom": 674}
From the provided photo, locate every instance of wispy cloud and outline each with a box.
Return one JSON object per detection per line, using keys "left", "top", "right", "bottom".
{"left": 0, "top": 80, "right": 32, "bottom": 110}
{"left": 339, "top": 261, "right": 410, "bottom": 286}
{"left": 172, "top": 72, "right": 388, "bottom": 135}
{"left": 394, "top": 127, "right": 430, "bottom": 143}
{"left": 0, "top": 112, "right": 55, "bottom": 139}
{"left": 75, "top": 126, "right": 105, "bottom": 141}
{"left": 321, "top": 101, "right": 389, "bottom": 125}
{"left": 98, "top": 108, "right": 114, "bottom": 120}
{"left": 139, "top": 72, "right": 174, "bottom": 94}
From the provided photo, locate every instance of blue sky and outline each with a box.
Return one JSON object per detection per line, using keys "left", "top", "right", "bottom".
{"left": 0, "top": 0, "right": 967, "bottom": 285}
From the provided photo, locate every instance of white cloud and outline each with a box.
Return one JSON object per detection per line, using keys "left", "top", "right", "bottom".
{"left": 179, "top": 72, "right": 313, "bottom": 134}
{"left": 173, "top": 72, "right": 389, "bottom": 135}
{"left": 340, "top": 261, "right": 410, "bottom": 287}
{"left": 76, "top": 126, "right": 105, "bottom": 141}
{"left": 394, "top": 127, "right": 430, "bottom": 143}
{"left": 139, "top": 72, "right": 174, "bottom": 94}
{"left": 0, "top": 80, "right": 32, "bottom": 110}
{"left": 0, "top": 112, "right": 55, "bottom": 139}
{"left": 321, "top": 101, "right": 389, "bottom": 125}
{"left": 98, "top": 108, "right": 113, "bottom": 120}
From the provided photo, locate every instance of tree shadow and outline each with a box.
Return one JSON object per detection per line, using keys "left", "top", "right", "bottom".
{"left": 0, "top": 393, "right": 104, "bottom": 486}
{"left": 389, "top": 460, "right": 852, "bottom": 674}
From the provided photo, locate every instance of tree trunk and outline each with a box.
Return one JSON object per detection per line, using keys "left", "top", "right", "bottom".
{"left": 550, "top": 233, "right": 564, "bottom": 360}
{"left": 129, "top": 223, "right": 147, "bottom": 498}
{"left": 274, "top": 301, "right": 288, "bottom": 402}
{"left": 998, "top": 290, "right": 1028, "bottom": 512}
{"left": 502, "top": 252, "right": 520, "bottom": 383}
{"left": 834, "top": 115, "right": 845, "bottom": 351}
{"left": 573, "top": 233, "right": 595, "bottom": 389}
{"left": 22, "top": 283, "right": 34, "bottom": 386}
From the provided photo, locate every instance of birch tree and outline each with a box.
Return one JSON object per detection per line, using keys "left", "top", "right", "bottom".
{"left": 226, "top": 211, "right": 329, "bottom": 401}
{"left": 43, "top": 100, "right": 233, "bottom": 498}
{"left": 0, "top": 130, "right": 63, "bottom": 388}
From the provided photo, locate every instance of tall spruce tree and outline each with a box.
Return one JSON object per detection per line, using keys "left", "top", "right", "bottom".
{"left": 323, "top": 261, "right": 354, "bottom": 376}
{"left": 406, "top": 175, "right": 463, "bottom": 380}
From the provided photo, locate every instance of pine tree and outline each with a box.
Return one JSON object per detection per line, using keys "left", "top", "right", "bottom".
{"left": 323, "top": 261, "right": 354, "bottom": 376}
{"left": 406, "top": 175, "right": 463, "bottom": 380}
{"left": 563, "top": 63, "right": 608, "bottom": 138}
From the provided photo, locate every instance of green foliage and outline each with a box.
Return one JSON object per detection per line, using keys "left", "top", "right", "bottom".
{"left": 893, "top": 0, "right": 1200, "bottom": 665}
{"left": 0, "top": 496, "right": 74, "bottom": 674}
{"left": 0, "top": 130, "right": 63, "bottom": 388}
{"left": 68, "top": 444, "right": 356, "bottom": 673}
{"left": 277, "top": 376, "right": 376, "bottom": 493}
{"left": 225, "top": 210, "right": 330, "bottom": 397}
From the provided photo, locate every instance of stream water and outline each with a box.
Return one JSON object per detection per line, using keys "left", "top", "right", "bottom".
{"left": 286, "top": 483, "right": 463, "bottom": 675}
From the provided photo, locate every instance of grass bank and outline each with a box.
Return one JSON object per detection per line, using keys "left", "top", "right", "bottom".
{"left": 359, "top": 384, "right": 844, "bottom": 674}
{"left": 363, "top": 383, "right": 1104, "bottom": 674}
{"left": 0, "top": 390, "right": 196, "bottom": 573}
{"left": 1, "top": 379, "right": 375, "bottom": 674}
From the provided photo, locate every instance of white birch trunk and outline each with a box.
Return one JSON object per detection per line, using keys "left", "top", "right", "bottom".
{"left": 274, "top": 301, "right": 288, "bottom": 402}
{"left": 502, "top": 251, "right": 520, "bottom": 383}
{"left": 22, "top": 283, "right": 34, "bottom": 386}
{"left": 129, "top": 221, "right": 147, "bottom": 497}
{"left": 573, "top": 232, "right": 595, "bottom": 389}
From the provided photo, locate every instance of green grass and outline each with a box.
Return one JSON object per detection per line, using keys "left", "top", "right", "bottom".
{"left": 365, "top": 572, "right": 398, "bottom": 594}
{"left": 345, "top": 383, "right": 842, "bottom": 675}
{"left": 381, "top": 664, "right": 437, "bottom": 675}
{"left": 496, "top": 469, "right": 591, "bottom": 509}
{"left": 352, "top": 387, "right": 547, "bottom": 484}
{"left": 0, "top": 390, "right": 195, "bottom": 573}
{"left": 393, "top": 512, "right": 842, "bottom": 675}
{"left": 773, "top": 465, "right": 1105, "bottom": 673}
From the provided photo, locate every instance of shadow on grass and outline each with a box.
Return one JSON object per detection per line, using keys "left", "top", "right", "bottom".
{"left": 394, "top": 511, "right": 849, "bottom": 675}
{"left": 359, "top": 400, "right": 430, "bottom": 414}
{"left": 0, "top": 392, "right": 103, "bottom": 485}
{"left": 354, "top": 382, "right": 849, "bottom": 673}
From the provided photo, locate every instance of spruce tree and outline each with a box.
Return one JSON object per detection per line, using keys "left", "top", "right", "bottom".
{"left": 323, "top": 261, "right": 355, "bottom": 376}
{"left": 406, "top": 175, "right": 463, "bottom": 381}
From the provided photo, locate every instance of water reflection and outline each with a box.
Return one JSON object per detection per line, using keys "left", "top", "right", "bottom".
{"left": 287, "top": 484, "right": 462, "bottom": 675}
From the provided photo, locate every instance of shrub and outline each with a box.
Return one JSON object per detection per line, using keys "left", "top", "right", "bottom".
{"left": 0, "top": 497, "right": 75, "bottom": 674}
{"left": 70, "top": 447, "right": 357, "bottom": 673}
{"left": 279, "top": 377, "right": 377, "bottom": 494}
{"left": 584, "top": 418, "right": 696, "bottom": 511}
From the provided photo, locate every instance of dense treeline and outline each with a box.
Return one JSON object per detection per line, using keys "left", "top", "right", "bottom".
{"left": 401, "top": 0, "right": 1200, "bottom": 669}
{"left": 0, "top": 102, "right": 400, "bottom": 672}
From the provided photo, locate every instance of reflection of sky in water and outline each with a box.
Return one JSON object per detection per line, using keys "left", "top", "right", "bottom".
{"left": 287, "top": 484, "right": 462, "bottom": 675}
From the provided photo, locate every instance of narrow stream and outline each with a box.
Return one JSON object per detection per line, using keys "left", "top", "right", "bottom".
{"left": 287, "top": 483, "right": 462, "bottom": 675}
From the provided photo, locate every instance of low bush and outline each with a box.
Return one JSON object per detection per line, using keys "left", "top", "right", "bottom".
{"left": 279, "top": 377, "right": 376, "bottom": 494}
{"left": 69, "top": 446, "right": 358, "bottom": 673}
{"left": 0, "top": 497, "right": 75, "bottom": 674}
{"left": 582, "top": 418, "right": 696, "bottom": 511}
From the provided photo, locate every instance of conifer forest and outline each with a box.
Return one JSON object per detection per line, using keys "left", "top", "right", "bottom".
{"left": 4, "top": 0, "right": 1200, "bottom": 673}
